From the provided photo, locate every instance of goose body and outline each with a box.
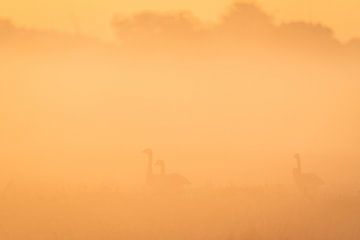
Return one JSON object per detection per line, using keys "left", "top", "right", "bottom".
{"left": 293, "top": 154, "right": 324, "bottom": 196}
{"left": 143, "top": 149, "right": 190, "bottom": 194}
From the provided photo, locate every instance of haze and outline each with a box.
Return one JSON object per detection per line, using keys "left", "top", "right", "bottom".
{"left": 1, "top": 1, "right": 360, "bottom": 240}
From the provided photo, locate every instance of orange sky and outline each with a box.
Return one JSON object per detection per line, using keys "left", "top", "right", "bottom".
{"left": 1, "top": 0, "right": 359, "bottom": 41}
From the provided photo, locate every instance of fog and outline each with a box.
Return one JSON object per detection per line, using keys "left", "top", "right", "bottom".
{"left": 1, "top": 3, "right": 360, "bottom": 239}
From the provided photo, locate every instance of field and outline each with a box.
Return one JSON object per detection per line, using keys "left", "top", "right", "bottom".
{"left": 1, "top": 184, "right": 360, "bottom": 240}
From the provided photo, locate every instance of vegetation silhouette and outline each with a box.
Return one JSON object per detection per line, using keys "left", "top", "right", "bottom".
{"left": 110, "top": 2, "right": 359, "bottom": 55}
{"left": 2, "top": 3, "right": 360, "bottom": 57}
